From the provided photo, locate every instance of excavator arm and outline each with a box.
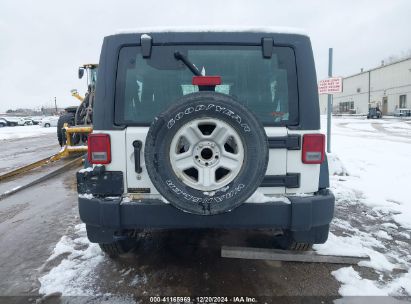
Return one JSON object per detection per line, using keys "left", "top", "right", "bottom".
{"left": 70, "top": 89, "right": 84, "bottom": 102}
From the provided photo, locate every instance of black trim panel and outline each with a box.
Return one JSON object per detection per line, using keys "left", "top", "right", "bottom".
{"left": 77, "top": 170, "right": 124, "bottom": 196}
{"left": 268, "top": 134, "right": 301, "bottom": 150}
{"left": 261, "top": 173, "right": 300, "bottom": 188}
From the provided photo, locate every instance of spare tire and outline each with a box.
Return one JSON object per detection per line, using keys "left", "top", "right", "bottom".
{"left": 144, "top": 92, "right": 269, "bottom": 215}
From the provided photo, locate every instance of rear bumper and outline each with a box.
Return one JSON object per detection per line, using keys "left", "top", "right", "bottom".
{"left": 78, "top": 190, "right": 334, "bottom": 243}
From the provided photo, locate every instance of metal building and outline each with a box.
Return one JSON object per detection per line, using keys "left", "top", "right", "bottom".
{"left": 319, "top": 57, "right": 411, "bottom": 115}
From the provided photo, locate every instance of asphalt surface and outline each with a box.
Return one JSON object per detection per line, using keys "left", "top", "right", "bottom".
{"left": 0, "top": 120, "right": 409, "bottom": 302}
{"left": 0, "top": 132, "right": 59, "bottom": 173}
{"left": 92, "top": 229, "right": 341, "bottom": 297}
{"left": 0, "top": 169, "right": 79, "bottom": 295}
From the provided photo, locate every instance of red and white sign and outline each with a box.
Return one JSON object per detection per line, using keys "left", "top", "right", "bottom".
{"left": 318, "top": 77, "right": 343, "bottom": 94}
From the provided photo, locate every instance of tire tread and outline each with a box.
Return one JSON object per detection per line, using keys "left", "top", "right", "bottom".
{"left": 57, "top": 113, "right": 75, "bottom": 146}
{"left": 288, "top": 242, "right": 313, "bottom": 251}
{"left": 99, "top": 242, "right": 126, "bottom": 258}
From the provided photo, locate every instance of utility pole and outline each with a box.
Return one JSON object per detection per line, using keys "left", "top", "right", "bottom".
{"left": 54, "top": 97, "right": 58, "bottom": 114}
{"left": 327, "top": 48, "right": 333, "bottom": 153}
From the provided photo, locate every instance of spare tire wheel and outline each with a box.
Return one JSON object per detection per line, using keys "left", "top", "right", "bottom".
{"left": 144, "top": 92, "right": 269, "bottom": 215}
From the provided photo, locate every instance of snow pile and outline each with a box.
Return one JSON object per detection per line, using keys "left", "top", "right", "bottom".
{"left": 78, "top": 193, "right": 94, "bottom": 199}
{"left": 0, "top": 125, "right": 56, "bottom": 140}
{"left": 38, "top": 224, "right": 105, "bottom": 296}
{"left": 315, "top": 233, "right": 397, "bottom": 272}
{"left": 78, "top": 167, "right": 93, "bottom": 173}
{"left": 332, "top": 266, "right": 411, "bottom": 296}
{"left": 246, "top": 189, "right": 290, "bottom": 204}
{"left": 374, "top": 230, "right": 393, "bottom": 240}
{"left": 327, "top": 153, "right": 348, "bottom": 176}
{"left": 130, "top": 274, "right": 148, "bottom": 287}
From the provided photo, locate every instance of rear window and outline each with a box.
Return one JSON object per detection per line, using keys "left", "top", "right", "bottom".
{"left": 115, "top": 45, "right": 298, "bottom": 126}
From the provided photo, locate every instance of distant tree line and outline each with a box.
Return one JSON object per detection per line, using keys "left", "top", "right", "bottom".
{"left": 383, "top": 49, "right": 411, "bottom": 65}
{"left": 5, "top": 107, "right": 64, "bottom": 116}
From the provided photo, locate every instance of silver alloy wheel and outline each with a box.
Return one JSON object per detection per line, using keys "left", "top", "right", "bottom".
{"left": 169, "top": 118, "right": 245, "bottom": 191}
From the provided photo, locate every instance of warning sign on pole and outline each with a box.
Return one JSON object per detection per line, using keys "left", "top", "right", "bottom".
{"left": 318, "top": 77, "right": 343, "bottom": 94}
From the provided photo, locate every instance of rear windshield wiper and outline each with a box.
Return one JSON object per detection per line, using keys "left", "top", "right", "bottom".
{"left": 174, "top": 51, "right": 202, "bottom": 76}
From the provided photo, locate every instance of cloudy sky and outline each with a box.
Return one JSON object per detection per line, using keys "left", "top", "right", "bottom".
{"left": 1, "top": 0, "right": 410, "bottom": 112}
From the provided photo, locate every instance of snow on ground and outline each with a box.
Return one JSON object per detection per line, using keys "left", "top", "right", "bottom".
{"left": 322, "top": 116, "right": 411, "bottom": 229}
{"left": 331, "top": 266, "right": 411, "bottom": 296}
{"left": 315, "top": 116, "right": 411, "bottom": 296}
{"left": 38, "top": 224, "right": 139, "bottom": 302}
{"left": 37, "top": 115, "right": 411, "bottom": 297}
{"left": 0, "top": 125, "right": 56, "bottom": 140}
{"left": 38, "top": 224, "right": 105, "bottom": 296}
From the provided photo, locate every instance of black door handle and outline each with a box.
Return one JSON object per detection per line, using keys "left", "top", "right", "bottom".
{"left": 133, "top": 140, "right": 142, "bottom": 173}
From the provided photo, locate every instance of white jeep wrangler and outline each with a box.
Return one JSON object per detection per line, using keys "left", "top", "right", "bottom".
{"left": 77, "top": 27, "right": 334, "bottom": 257}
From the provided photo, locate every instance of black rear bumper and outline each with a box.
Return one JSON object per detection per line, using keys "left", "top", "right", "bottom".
{"left": 78, "top": 190, "right": 334, "bottom": 243}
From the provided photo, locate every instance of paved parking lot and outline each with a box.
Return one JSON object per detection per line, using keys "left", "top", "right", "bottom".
{"left": 0, "top": 118, "right": 410, "bottom": 302}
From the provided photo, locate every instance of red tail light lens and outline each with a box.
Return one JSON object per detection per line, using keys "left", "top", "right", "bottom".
{"left": 302, "top": 134, "right": 325, "bottom": 164}
{"left": 192, "top": 76, "right": 222, "bottom": 86}
{"left": 87, "top": 134, "right": 111, "bottom": 164}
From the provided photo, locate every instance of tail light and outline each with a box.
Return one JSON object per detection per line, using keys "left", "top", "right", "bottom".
{"left": 87, "top": 134, "right": 111, "bottom": 164}
{"left": 302, "top": 134, "right": 325, "bottom": 164}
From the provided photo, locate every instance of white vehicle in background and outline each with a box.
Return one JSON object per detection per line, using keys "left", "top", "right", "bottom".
{"left": 40, "top": 116, "right": 59, "bottom": 127}
{"left": 30, "top": 116, "right": 44, "bottom": 125}
{"left": 17, "top": 117, "right": 34, "bottom": 126}
{"left": 393, "top": 108, "right": 411, "bottom": 117}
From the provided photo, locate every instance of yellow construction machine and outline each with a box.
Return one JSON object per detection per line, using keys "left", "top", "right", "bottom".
{"left": 0, "top": 64, "right": 98, "bottom": 191}
{"left": 56, "top": 64, "right": 98, "bottom": 157}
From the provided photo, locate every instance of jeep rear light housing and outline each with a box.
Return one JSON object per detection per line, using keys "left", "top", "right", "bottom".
{"left": 302, "top": 134, "right": 325, "bottom": 164}
{"left": 88, "top": 134, "right": 111, "bottom": 164}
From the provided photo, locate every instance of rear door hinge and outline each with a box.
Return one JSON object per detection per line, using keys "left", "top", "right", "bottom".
{"left": 268, "top": 134, "right": 301, "bottom": 150}
{"left": 261, "top": 173, "right": 300, "bottom": 188}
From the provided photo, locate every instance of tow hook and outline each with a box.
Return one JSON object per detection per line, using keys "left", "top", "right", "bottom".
{"left": 93, "top": 165, "right": 106, "bottom": 175}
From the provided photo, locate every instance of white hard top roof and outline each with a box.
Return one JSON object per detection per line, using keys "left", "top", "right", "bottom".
{"left": 116, "top": 26, "right": 308, "bottom": 36}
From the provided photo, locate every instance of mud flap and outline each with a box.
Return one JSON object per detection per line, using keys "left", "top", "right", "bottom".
{"left": 86, "top": 225, "right": 117, "bottom": 243}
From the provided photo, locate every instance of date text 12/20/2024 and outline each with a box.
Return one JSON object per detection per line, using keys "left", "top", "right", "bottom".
{"left": 149, "top": 296, "right": 258, "bottom": 303}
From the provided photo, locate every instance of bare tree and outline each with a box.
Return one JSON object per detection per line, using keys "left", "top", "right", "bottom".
{"left": 383, "top": 49, "right": 411, "bottom": 64}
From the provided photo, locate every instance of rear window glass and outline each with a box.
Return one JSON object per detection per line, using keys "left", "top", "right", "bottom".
{"left": 115, "top": 45, "right": 298, "bottom": 126}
